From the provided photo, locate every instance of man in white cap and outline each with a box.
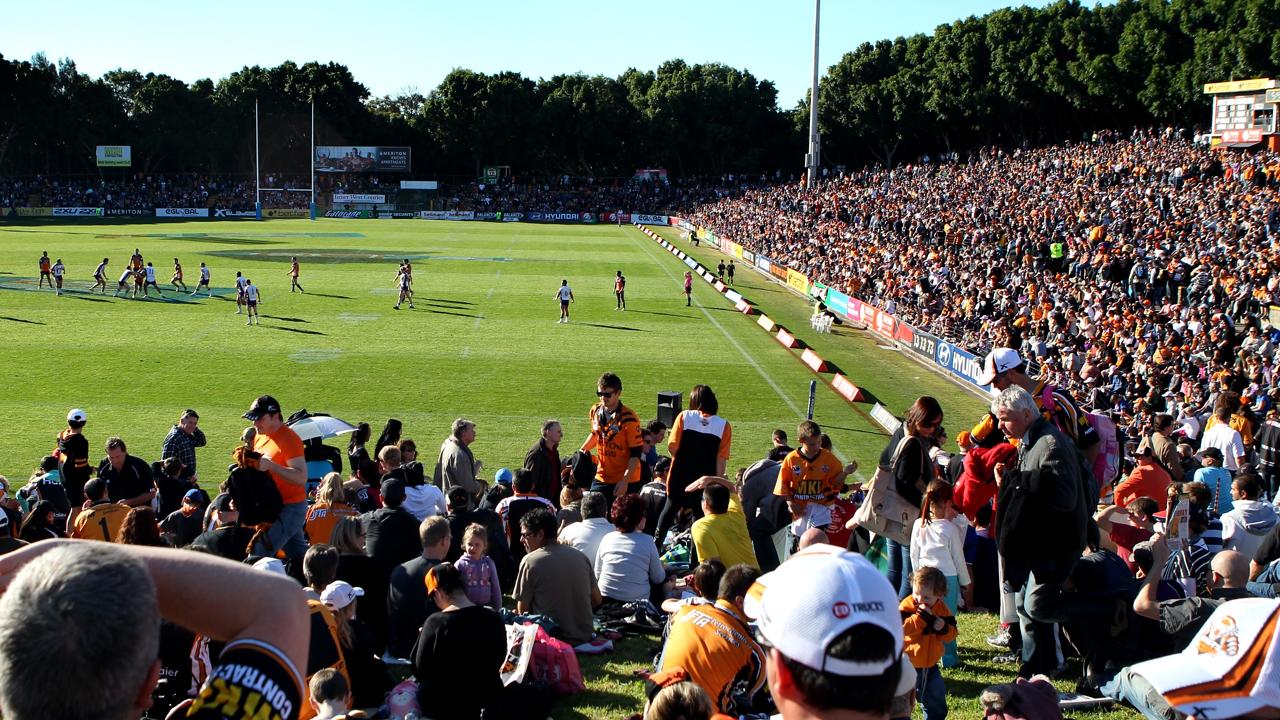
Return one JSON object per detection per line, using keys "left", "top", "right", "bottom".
{"left": 1103, "top": 597, "right": 1280, "bottom": 719}
{"left": 743, "top": 544, "right": 906, "bottom": 719}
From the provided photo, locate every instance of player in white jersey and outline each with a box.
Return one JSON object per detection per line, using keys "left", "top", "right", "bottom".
{"left": 50, "top": 259, "right": 65, "bottom": 296}
{"left": 114, "top": 267, "right": 136, "bottom": 298}
{"left": 394, "top": 266, "right": 414, "bottom": 310}
{"left": 192, "top": 262, "right": 211, "bottom": 296}
{"left": 143, "top": 262, "right": 163, "bottom": 297}
{"left": 91, "top": 258, "right": 109, "bottom": 294}
{"left": 554, "top": 279, "right": 575, "bottom": 323}
{"left": 234, "top": 272, "right": 247, "bottom": 313}
{"left": 244, "top": 280, "right": 260, "bottom": 325}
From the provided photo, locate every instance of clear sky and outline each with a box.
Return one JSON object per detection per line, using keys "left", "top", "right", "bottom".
{"left": 1, "top": 0, "right": 1051, "bottom": 108}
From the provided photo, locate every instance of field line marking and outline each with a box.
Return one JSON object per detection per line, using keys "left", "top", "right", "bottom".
{"left": 461, "top": 346, "right": 470, "bottom": 358}
{"left": 623, "top": 227, "right": 803, "bottom": 418}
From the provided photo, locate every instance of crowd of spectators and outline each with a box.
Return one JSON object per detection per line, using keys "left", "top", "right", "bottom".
{"left": 682, "top": 128, "right": 1280, "bottom": 467}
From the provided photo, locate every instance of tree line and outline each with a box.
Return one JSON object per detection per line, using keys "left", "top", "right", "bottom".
{"left": 2, "top": 0, "right": 1279, "bottom": 179}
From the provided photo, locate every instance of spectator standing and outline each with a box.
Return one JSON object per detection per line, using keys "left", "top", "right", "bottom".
{"left": 580, "top": 372, "right": 644, "bottom": 501}
{"left": 69, "top": 478, "right": 129, "bottom": 542}
{"left": 243, "top": 395, "right": 309, "bottom": 559}
{"left": 901, "top": 567, "right": 958, "bottom": 720}
{"left": 159, "top": 409, "right": 205, "bottom": 481}
{"left": 1194, "top": 447, "right": 1234, "bottom": 514}
{"left": 56, "top": 408, "right": 91, "bottom": 505}
{"left": 1200, "top": 404, "right": 1248, "bottom": 473}
{"left": 656, "top": 385, "right": 733, "bottom": 548}
{"left": 909, "top": 480, "right": 969, "bottom": 668}
{"left": 1137, "top": 414, "right": 1183, "bottom": 482}
{"left": 494, "top": 468, "right": 554, "bottom": 566}
{"left": 433, "top": 418, "right": 485, "bottom": 505}
{"left": 773, "top": 420, "right": 857, "bottom": 553}
{"left": 523, "top": 419, "right": 564, "bottom": 506}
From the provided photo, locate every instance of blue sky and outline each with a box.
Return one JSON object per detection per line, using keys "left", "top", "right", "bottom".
{"left": 1, "top": 0, "right": 1051, "bottom": 108}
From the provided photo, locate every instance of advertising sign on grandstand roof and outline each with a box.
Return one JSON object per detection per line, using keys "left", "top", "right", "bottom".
{"left": 1204, "top": 78, "right": 1275, "bottom": 94}
{"left": 315, "top": 146, "right": 410, "bottom": 173}
{"left": 96, "top": 145, "right": 131, "bottom": 167}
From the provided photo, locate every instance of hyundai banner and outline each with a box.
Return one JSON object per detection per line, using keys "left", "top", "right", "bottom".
{"left": 934, "top": 340, "right": 989, "bottom": 390}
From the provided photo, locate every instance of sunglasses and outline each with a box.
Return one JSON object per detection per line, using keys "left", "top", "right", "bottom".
{"left": 596, "top": 391, "right": 615, "bottom": 399}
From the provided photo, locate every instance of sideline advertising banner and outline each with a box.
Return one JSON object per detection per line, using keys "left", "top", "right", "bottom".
{"left": 107, "top": 208, "right": 147, "bottom": 217}
{"left": 324, "top": 210, "right": 370, "bottom": 219}
{"left": 933, "top": 340, "right": 989, "bottom": 390}
{"left": 786, "top": 268, "right": 810, "bottom": 295}
{"left": 332, "top": 193, "right": 386, "bottom": 204}
{"left": 13, "top": 208, "right": 52, "bottom": 217}
{"left": 52, "top": 207, "right": 104, "bottom": 217}
{"left": 156, "top": 208, "right": 209, "bottom": 218}
{"left": 215, "top": 209, "right": 256, "bottom": 218}
{"left": 825, "top": 289, "right": 850, "bottom": 317}
{"left": 263, "top": 208, "right": 308, "bottom": 218}
{"left": 632, "top": 213, "right": 669, "bottom": 225}
{"left": 96, "top": 145, "right": 131, "bottom": 167}
{"left": 315, "top": 146, "right": 410, "bottom": 173}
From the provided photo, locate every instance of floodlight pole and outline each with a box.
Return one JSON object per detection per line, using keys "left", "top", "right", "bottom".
{"left": 310, "top": 100, "right": 316, "bottom": 221}
{"left": 255, "top": 100, "right": 262, "bottom": 221}
{"left": 805, "top": 0, "right": 821, "bottom": 188}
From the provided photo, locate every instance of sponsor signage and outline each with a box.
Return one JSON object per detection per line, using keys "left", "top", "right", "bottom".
{"left": 501, "top": 213, "right": 523, "bottom": 222}
{"left": 801, "top": 349, "right": 828, "bottom": 372}
{"left": 106, "top": 208, "right": 146, "bottom": 217}
{"left": 400, "top": 180, "right": 438, "bottom": 190}
{"left": 757, "top": 315, "right": 776, "bottom": 332}
{"left": 1204, "top": 78, "right": 1276, "bottom": 94}
{"left": 52, "top": 207, "right": 103, "bottom": 216}
{"left": 420, "top": 211, "right": 447, "bottom": 220}
{"left": 215, "top": 209, "right": 256, "bottom": 217}
{"left": 833, "top": 374, "right": 865, "bottom": 402}
{"left": 315, "top": 146, "right": 410, "bottom": 173}
{"left": 875, "top": 310, "right": 896, "bottom": 339}
{"left": 631, "top": 213, "right": 669, "bottom": 225}
{"left": 756, "top": 255, "right": 771, "bottom": 272}
{"left": 603, "top": 212, "right": 631, "bottom": 223}
{"left": 870, "top": 403, "right": 902, "bottom": 434}
{"left": 473, "top": 212, "right": 497, "bottom": 221}
{"left": 906, "top": 326, "right": 938, "bottom": 359}
{"left": 741, "top": 249, "right": 755, "bottom": 263}
{"left": 776, "top": 329, "right": 798, "bottom": 348}
{"left": 934, "top": 340, "right": 989, "bottom": 389}
{"left": 332, "top": 193, "right": 386, "bottom": 204}
{"left": 770, "top": 264, "right": 788, "bottom": 281}
{"left": 263, "top": 208, "right": 308, "bottom": 218}
{"left": 581, "top": 213, "right": 597, "bottom": 224}
{"left": 825, "top": 289, "right": 850, "bottom": 317}
{"left": 810, "top": 281, "right": 828, "bottom": 301}
{"left": 379, "top": 211, "right": 416, "bottom": 219}
{"left": 893, "top": 321, "right": 915, "bottom": 345}
{"left": 15, "top": 207, "right": 52, "bottom": 217}
{"left": 724, "top": 289, "right": 744, "bottom": 304}
{"left": 96, "top": 145, "right": 131, "bottom": 167}
{"left": 1220, "top": 128, "right": 1265, "bottom": 144}
{"left": 156, "top": 208, "right": 209, "bottom": 218}
{"left": 324, "top": 210, "right": 369, "bottom": 219}
{"left": 526, "top": 212, "right": 581, "bottom": 223}
{"left": 786, "top": 268, "right": 810, "bottom": 295}
{"left": 444, "top": 211, "right": 475, "bottom": 220}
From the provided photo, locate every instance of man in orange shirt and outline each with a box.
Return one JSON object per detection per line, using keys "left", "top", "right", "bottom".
{"left": 773, "top": 421, "right": 856, "bottom": 541}
{"left": 580, "top": 372, "right": 643, "bottom": 502}
{"left": 1114, "top": 445, "right": 1173, "bottom": 512}
{"left": 244, "top": 394, "right": 309, "bottom": 559}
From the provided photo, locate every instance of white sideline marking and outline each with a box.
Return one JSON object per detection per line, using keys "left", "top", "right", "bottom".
{"left": 486, "top": 288, "right": 495, "bottom": 299}
{"left": 461, "top": 346, "right": 470, "bottom": 358}
{"left": 625, "top": 227, "right": 803, "bottom": 418}
{"left": 472, "top": 315, "right": 484, "bottom": 329}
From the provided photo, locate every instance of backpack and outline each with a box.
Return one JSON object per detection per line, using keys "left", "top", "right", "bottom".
{"left": 225, "top": 464, "right": 283, "bottom": 526}
{"left": 526, "top": 625, "right": 584, "bottom": 695}
{"left": 1038, "top": 385, "right": 1118, "bottom": 494}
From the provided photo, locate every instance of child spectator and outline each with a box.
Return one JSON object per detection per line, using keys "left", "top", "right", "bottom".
{"left": 1193, "top": 447, "right": 1233, "bottom": 515}
{"left": 909, "top": 479, "right": 969, "bottom": 667}
{"left": 307, "top": 667, "right": 353, "bottom": 720}
{"left": 454, "top": 523, "right": 502, "bottom": 608}
{"left": 901, "top": 566, "right": 958, "bottom": 720}
{"left": 1093, "top": 496, "right": 1158, "bottom": 573}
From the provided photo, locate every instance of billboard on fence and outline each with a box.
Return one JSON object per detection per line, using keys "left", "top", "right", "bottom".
{"left": 214, "top": 209, "right": 256, "bottom": 218}
{"left": 106, "top": 208, "right": 147, "bottom": 217}
{"left": 400, "top": 180, "right": 437, "bottom": 190}
{"left": 263, "top": 208, "right": 308, "bottom": 218}
{"left": 96, "top": 145, "right": 131, "bottom": 167}
{"left": 315, "top": 146, "right": 410, "bottom": 173}
{"left": 632, "top": 213, "right": 669, "bottom": 225}
{"left": 15, "top": 208, "right": 52, "bottom": 217}
{"left": 934, "top": 340, "right": 989, "bottom": 390}
{"left": 52, "top": 207, "right": 103, "bottom": 217}
{"left": 825, "top": 289, "right": 850, "bottom": 317}
{"left": 786, "top": 269, "right": 810, "bottom": 295}
{"left": 332, "top": 193, "right": 385, "bottom": 204}
{"left": 156, "top": 208, "right": 209, "bottom": 218}
{"left": 324, "top": 210, "right": 370, "bottom": 219}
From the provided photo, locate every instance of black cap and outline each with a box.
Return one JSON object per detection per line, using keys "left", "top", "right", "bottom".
{"left": 213, "top": 493, "right": 234, "bottom": 512}
{"left": 1197, "top": 446, "right": 1224, "bottom": 462}
{"left": 242, "top": 395, "right": 282, "bottom": 420}
{"left": 381, "top": 476, "right": 407, "bottom": 506}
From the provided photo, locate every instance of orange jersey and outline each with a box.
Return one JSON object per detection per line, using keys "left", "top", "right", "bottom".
{"left": 254, "top": 426, "right": 307, "bottom": 504}
{"left": 659, "top": 599, "right": 766, "bottom": 714}
{"left": 774, "top": 448, "right": 845, "bottom": 504}
{"left": 305, "top": 502, "right": 359, "bottom": 545}
{"left": 615, "top": 277, "right": 625, "bottom": 293}
{"left": 71, "top": 502, "right": 131, "bottom": 542}
{"left": 588, "top": 402, "right": 643, "bottom": 484}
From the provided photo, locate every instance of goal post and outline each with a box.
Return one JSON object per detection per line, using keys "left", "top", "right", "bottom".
{"left": 254, "top": 99, "right": 316, "bottom": 221}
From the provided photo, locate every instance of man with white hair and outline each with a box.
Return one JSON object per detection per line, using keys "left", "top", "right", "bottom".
{"left": 0, "top": 540, "right": 307, "bottom": 720}
{"left": 991, "top": 384, "right": 1092, "bottom": 679}
{"left": 433, "top": 418, "right": 485, "bottom": 506}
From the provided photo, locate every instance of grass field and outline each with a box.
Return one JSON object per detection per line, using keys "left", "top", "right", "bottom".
{"left": 0, "top": 218, "right": 1137, "bottom": 718}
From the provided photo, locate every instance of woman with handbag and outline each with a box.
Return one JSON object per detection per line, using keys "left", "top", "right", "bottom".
{"left": 876, "top": 397, "right": 944, "bottom": 598}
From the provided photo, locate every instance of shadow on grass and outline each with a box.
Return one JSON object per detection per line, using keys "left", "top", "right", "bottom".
{"left": 261, "top": 315, "right": 309, "bottom": 323}
{"left": 0, "top": 316, "right": 44, "bottom": 325}
{"left": 579, "top": 323, "right": 646, "bottom": 332}
{"left": 421, "top": 308, "right": 482, "bottom": 318}
{"left": 626, "top": 309, "right": 696, "bottom": 320}
{"left": 177, "top": 236, "right": 282, "bottom": 245}
{"left": 264, "top": 325, "right": 326, "bottom": 336}
{"left": 305, "top": 293, "right": 352, "bottom": 299}
{"left": 68, "top": 295, "right": 112, "bottom": 303}
{"left": 419, "top": 297, "right": 475, "bottom": 305}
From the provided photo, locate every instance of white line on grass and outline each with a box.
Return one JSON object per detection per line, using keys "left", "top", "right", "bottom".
{"left": 461, "top": 346, "right": 470, "bottom": 358}
{"left": 624, "top": 227, "right": 803, "bottom": 418}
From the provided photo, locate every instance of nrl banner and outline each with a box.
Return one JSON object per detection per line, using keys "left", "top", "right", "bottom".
{"left": 332, "top": 193, "right": 386, "bottom": 204}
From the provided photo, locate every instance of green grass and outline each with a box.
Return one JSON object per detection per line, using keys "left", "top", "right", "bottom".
{"left": 0, "top": 218, "right": 1138, "bottom": 718}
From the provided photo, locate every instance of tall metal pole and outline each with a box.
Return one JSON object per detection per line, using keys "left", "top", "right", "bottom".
{"left": 805, "top": 0, "right": 821, "bottom": 187}
{"left": 254, "top": 100, "right": 261, "bottom": 220}
{"left": 310, "top": 100, "right": 316, "bottom": 221}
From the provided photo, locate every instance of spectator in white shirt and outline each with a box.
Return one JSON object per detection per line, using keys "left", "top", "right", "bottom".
{"left": 559, "top": 491, "right": 612, "bottom": 566}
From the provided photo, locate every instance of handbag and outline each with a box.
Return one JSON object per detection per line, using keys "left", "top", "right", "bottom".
{"left": 851, "top": 436, "right": 924, "bottom": 545}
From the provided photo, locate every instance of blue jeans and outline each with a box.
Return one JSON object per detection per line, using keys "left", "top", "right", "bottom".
{"left": 886, "top": 538, "right": 913, "bottom": 600}
{"left": 1101, "top": 667, "right": 1178, "bottom": 720}
{"left": 916, "top": 666, "right": 947, "bottom": 720}
{"left": 254, "top": 501, "right": 308, "bottom": 559}
{"left": 1248, "top": 558, "right": 1280, "bottom": 598}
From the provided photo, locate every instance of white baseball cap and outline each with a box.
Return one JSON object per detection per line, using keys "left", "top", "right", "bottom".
{"left": 744, "top": 544, "right": 902, "bottom": 676}
{"left": 1130, "top": 598, "right": 1280, "bottom": 718}
{"left": 320, "top": 580, "right": 365, "bottom": 610}
{"left": 67, "top": 408, "right": 86, "bottom": 423}
{"left": 978, "top": 348, "right": 1023, "bottom": 385}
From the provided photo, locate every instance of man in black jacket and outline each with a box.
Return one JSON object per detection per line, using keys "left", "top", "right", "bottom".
{"left": 992, "top": 385, "right": 1095, "bottom": 679}
{"left": 523, "top": 420, "right": 563, "bottom": 508}
{"left": 364, "top": 477, "right": 422, "bottom": 573}
{"left": 385, "top": 515, "right": 450, "bottom": 660}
